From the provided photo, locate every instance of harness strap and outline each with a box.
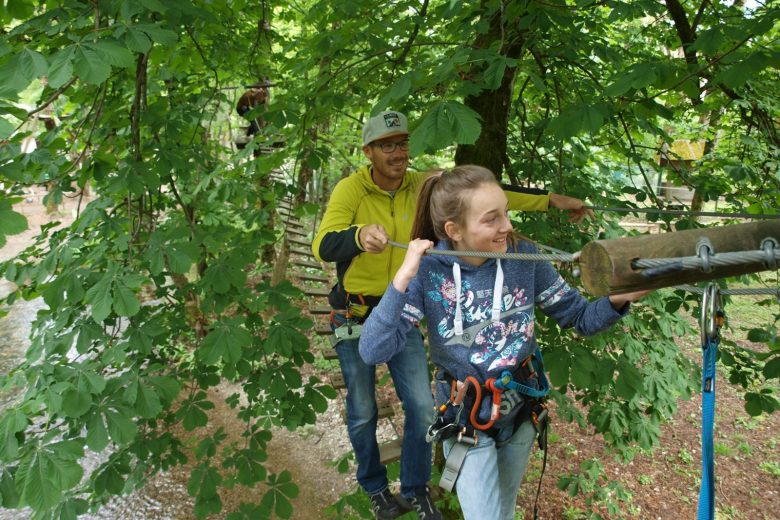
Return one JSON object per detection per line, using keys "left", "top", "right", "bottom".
{"left": 439, "top": 436, "right": 476, "bottom": 493}
{"left": 697, "top": 283, "right": 723, "bottom": 520}
{"left": 697, "top": 334, "right": 718, "bottom": 520}
{"left": 494, "top": 351, "right": 550, "bottom": 399}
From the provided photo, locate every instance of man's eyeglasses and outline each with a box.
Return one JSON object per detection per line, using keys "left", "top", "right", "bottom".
{"left": 371, "top": 140, "right": 409, "bottom": 153}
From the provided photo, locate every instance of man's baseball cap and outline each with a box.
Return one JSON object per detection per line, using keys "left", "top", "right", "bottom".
{"left": 362, "top": 110, "right": 408, "bottom": 145}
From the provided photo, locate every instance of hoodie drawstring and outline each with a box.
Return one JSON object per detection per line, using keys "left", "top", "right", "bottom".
{"left": 492, "top": 259, "right": 503, "bottom": 323}
{"left": 452, "top": 259, "right": 504, "bottom": 336}
{"left": 453, "top": 262, "right": 464, "bottom": 336}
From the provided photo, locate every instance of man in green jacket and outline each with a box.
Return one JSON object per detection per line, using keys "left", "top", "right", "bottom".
{"left": 312, "top": 110, "right": 589, "bottom": 520}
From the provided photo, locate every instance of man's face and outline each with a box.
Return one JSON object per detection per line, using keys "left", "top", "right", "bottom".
{"left": 363, "top": 134, "right": 409, "bottom": 190}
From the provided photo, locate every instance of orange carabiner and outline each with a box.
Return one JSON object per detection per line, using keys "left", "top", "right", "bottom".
{"left": 465, "top": 376, "right": 494, "bottom": 431}
{"left": 485, "top": 379, "right": 503, "bottom": 421}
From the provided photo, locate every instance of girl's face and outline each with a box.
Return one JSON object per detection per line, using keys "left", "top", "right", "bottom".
{"left": 446, "top": 182, "right": 512, "bottom": 266}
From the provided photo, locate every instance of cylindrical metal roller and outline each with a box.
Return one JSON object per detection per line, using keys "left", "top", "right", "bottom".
{"left": 579, "top": 220, "right": 780, "bottom": 296}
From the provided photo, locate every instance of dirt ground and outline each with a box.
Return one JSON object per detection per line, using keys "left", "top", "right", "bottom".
{"left": 2, "top": 191, "right": 780, "bottom": 519}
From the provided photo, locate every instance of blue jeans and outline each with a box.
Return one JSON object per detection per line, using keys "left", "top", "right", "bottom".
{"left": 443, "top": 420, "right": 536, "bottom": 520}
{"left": 335, "top": 328, "right": 434, "bottom": 498}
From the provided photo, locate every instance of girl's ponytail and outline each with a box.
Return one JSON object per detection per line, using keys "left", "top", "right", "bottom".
{"left": 411, "top": 165, "right": 499, "bottom": 244}
{"left": 410, "top": 174, "right": 440, "bottom": 241}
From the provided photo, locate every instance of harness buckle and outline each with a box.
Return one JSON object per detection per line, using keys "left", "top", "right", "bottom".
{"left": 456, "top": 427, "right": 478, "bottom": 446}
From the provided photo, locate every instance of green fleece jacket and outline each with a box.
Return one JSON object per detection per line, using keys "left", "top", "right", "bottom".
{"left": 312, "top": 165, "right": 550, "bottom": 310}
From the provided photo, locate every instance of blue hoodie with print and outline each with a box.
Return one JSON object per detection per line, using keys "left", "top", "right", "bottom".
{"left": 359, "top": 239, "right": 628, "bottom": 428}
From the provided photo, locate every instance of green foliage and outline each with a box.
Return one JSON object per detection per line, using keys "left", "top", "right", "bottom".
{"left": 557, "top": 459, "right": 634, "bottom": 519}
{"left": 0, "top": 198, "right": 27, "bottom": 248}
{"left": 721, "top": 319, "right": 780, "bottom": 416}
{"left": 0, "top": 1, "right": 333, "bottom": 516}
{"left": 1, "top": 0, "right": 778, "bottom": 517}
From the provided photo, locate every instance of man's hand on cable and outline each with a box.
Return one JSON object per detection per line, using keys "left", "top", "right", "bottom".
{"left": 358, "top": 223, "right": 390, "bottom": 253}
{"left": 393, "top": 239, "right": 433, "bottom": 293}
{"left": 549, "top": 193, "right": 595, "bottom": 224}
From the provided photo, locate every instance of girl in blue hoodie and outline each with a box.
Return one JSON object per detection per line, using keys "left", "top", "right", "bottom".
{"left": 359, "top": 165, "right": 648, "bottom": 520}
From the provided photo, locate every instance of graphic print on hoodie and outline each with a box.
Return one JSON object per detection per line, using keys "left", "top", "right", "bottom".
{"left": 423, "top": 269, "right": 539, "bottom": 373}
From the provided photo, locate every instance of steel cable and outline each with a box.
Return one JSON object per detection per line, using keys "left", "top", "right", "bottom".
{"left": 387, "top": 240, "right": 577, "bottom": 263}
{"left": 632, "top": 250, "right": 780, "bottom": 271}
{"left": 673, "top": 285, "right": 780, "bottom": 297}
{"left": 585, "top": 205, "right": 780, "bottom": 220}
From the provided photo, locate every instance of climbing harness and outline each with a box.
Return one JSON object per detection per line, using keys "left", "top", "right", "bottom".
{"left": 330, "top": 294, "right": 368, "bottom": 341}
{"left": 431, "top": 350, "right": 551, "bottom": 514}
{"left": 697, "top": 283, "right": 724, "bottom": 520}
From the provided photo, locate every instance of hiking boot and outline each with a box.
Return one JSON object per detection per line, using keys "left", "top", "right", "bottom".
{"left": 408, "top": 489, "right": 443, "bottom": 520}
{"left": 369, "top": 488, "right": 403, "bottom": 520}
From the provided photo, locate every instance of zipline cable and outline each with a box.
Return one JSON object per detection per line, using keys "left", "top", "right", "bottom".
{"left": 632, "top": 249, "right": 780, "bottom": 272}
{"left": 585, "top": 205, "right": 780, "bottom": 220}
{"left": 674, "top": 285, "right": 780, "bottom": 297}
{"left": 386, "top": 241, "right": 779, "bottom": 299}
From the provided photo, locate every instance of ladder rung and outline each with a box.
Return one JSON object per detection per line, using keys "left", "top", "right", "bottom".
{"left": 304, "top": 286, "right": 330, "bottom": 297}
{"left": 309, "top": 304, "right": 331, "bottom": 315}
{"left": 379, "top": 438, "right": 402, "bottom": 465}
{"left": 288, "top": 236, "right": 310, "bottom": 246}
{"left": 314, "top": 322, "right": 332, "bottom": 335}
{"left": 378, "top": 401, "right": 395, "bottom": 419}
{"left": 287, "top": 228, "right": 308, "bottom": 237}
{"left": 292, "top": 259, "right": 322, "bottom": 270}
{"left": 290, "top": 247, "right": 315, "bottom": 258}
{"left": 298, "top": 272, "right": 330, "bottom": 283}
{"left": 320, "top": 343, "right": 339, "bottom": 360}
{"left": 330, "top": 372, "right": 345, "bottom": 389}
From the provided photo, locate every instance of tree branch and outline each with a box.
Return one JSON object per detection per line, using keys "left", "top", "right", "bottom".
{"left": 394, "top": 0, "right": 429, "bottom": 66}
{"left": 14, "top": 78, "right": 77, "bottom": 134}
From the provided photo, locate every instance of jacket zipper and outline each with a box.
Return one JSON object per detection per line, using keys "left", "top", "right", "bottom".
{"left": 387, "top": 193, "right": 396, "bottom": 277}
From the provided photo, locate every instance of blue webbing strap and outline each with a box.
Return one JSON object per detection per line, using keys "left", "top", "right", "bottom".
{"left": 697, "top": 283, "right": 722, "bottom": 520}
{"left": 495, "top": 348, "right": 550, "bottom": 398}
{"left": 697, "top": 333, "right": 718, "bottom": 520}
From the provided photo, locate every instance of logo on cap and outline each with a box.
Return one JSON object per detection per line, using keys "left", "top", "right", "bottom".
{"left": 383, "top": 113, "right": 402, "bottom": 128}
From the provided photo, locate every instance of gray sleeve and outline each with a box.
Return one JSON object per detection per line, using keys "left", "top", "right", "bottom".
{"left": 359, "top": 283, "right": 419, "bottom": 365}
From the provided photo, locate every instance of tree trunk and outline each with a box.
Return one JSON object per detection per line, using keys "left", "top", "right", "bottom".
{"left": 454, "top": 8, "right": 526, "bottom": 178}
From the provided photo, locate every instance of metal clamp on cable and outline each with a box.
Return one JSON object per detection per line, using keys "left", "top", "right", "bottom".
{"left": 697, "top": 238, "right": 715, "bottom": 274}
{"left": 699, "top": 283, "right": 722, "bottom": 346}
{"left": 761, "top": 237, "right": 779, "bottom": 270}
